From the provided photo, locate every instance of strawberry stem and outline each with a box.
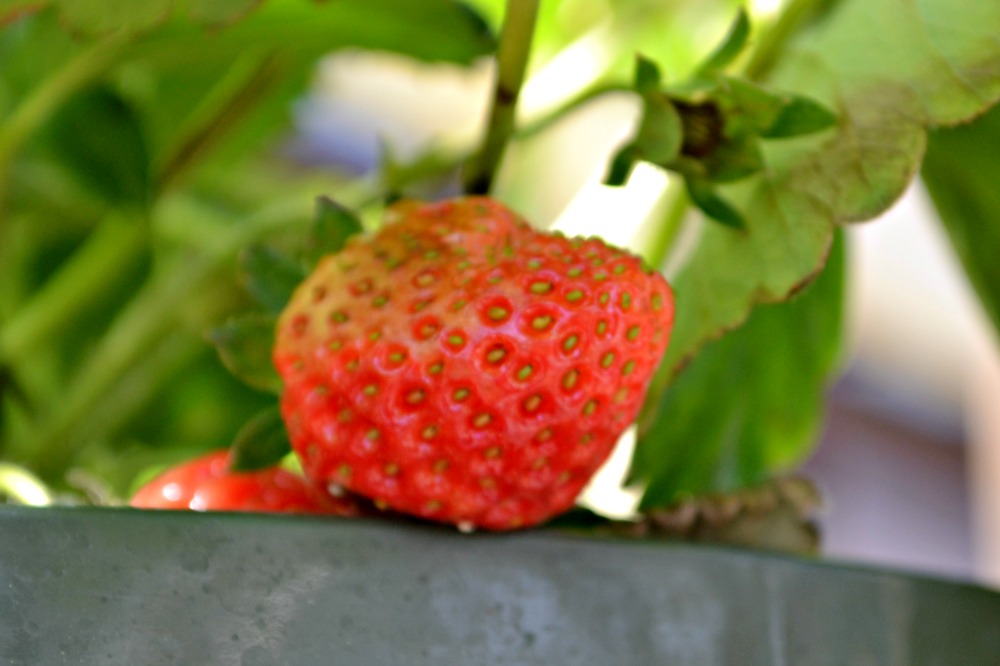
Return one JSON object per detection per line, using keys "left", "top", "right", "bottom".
{"left": 463, "top": 0, "right": 540, "bottom": 195}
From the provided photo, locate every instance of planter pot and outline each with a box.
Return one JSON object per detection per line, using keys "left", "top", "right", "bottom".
{"left": 2, "top": 506, "right": 999, "bottom": 664}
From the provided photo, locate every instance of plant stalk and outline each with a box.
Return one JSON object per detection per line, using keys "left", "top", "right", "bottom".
{"left": 463, "top": 0, "right": 540, "bottom": 195}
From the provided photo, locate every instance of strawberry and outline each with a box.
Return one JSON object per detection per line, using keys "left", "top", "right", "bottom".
{"left": 274, "top": 197, "right": 674, "bottom": 530}
{"left": 130, "top": 450, "right": 367, "bottom": 516}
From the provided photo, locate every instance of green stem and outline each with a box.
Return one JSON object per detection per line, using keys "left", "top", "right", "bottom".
{"left": 517, "top": 82, "right": 632, "bottom": 140}
{"left": 463, "top": 0, "right": 540, "bottom": 195}
{"left": 0, "top": 212, "right": 148, "bottom": 362}
{"left": 19, "top": 195, "right": 316, "bottom": 478}
{"left": 742, "top": 0, "right": 825, "bottom": 81}
{"left": 640, "top": 181, "right": 690, "bottom": 270}
{"left": 155, "top": 52, "right": 285, "bottom": 193}
{"left": 0, "top": 34, "right": 128, "bottom": 209}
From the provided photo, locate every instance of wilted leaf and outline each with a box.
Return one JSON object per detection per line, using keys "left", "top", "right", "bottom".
{"left": 663, "top": 0, "right": 1000, "bottom": 377}
{"left": 635, "top": 477, "right": 821, "bottom": 555}
{"left": 228, "top": 405, "right": 291, "bottom": 472}
{"left": 208, "top": 313, "right": 281, "bottom": 393}
{"left": 923, "top": 101, "right": 1000, "bottom": 341}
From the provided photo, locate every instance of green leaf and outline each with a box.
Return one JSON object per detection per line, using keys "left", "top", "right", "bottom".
{"left": 685, "top": 179, "right": 745, "bottom": 229}
{"left": 922, "top": 101, "right": 1000, "bottom": 340}
{"left": 208, "top": 313, "right": 281, "bottom": 394}
{"left": 633, "top": 230, "right": 845, "bottom": 503}
{"left": 698, "top": 8, "right": 750, "bottom": 74}
{"left": 228, "top": 405, "right": 291, "bottom": 472}
{"left": 633, "top": 95, "right": 684, "bottom": 166}
{"left": 305, "top": 197, "right": 363, "bottom": 268}
{"left": 42, "top": 86, "right": 150, "bottom": 206}
{"left": 54, "top": 0, "right": 171, "bottom": 34}
{"left": 239, "top": 244, "right": 305, "bottom": 315}
{"left": 662, "top": 0, "right": 1000, "bottom": 378}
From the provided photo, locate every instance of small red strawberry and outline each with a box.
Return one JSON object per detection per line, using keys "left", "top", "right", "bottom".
{"left": 130, "top": 450, "right": 367, "bottom": 516}
{"left": 274, "top": 197, "right": 674, "bottom": 530}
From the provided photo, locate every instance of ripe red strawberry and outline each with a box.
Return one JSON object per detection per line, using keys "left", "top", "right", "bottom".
{"left": 274, "top": 197, "right": 674, "bottom": 530}
{"left": 130, "top": 450, "right": 367, "bottom": 516}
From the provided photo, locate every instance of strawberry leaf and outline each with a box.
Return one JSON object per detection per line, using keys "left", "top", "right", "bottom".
{"left": 305, "top": 197, "right": 363, "bottom": 269}
{"left": 208, "top": 313, "right": 281, "bottom": 394}
{"left": 698, "top": 8, "right": 750, "bottom": 74}
{"left": 239, "top": 244, "right": 305, "bottom": 315}
{"left": 228, "top": 405, "right": 291, "bottom": 472}
{"left": 922, "top": 101, "right": 1000, "bottom": 340}
{"left": 42, "top": 86, "right": 150, "bottom": 207}
{"left": 661, "top": 0, "right": 1000, "bottom": 379}
{"left": 634, "top": 231, "right": 845, "bottom": 502}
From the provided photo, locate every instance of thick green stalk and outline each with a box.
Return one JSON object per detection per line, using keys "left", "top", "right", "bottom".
{"left": 463, "top": 0, "right": 540, "bottom": 195}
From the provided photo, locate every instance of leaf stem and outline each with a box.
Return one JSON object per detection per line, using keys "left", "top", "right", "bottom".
{"left": 742, "top": 0, "right": 826, "bottom": 81}
{"left": 463, "top": 0, "right": 540, "bottom": 195}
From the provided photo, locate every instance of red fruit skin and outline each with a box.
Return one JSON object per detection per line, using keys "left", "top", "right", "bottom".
{"left": 274, "top": 197, "right": 674, "bottom": 530}
{"left": 130, "top": 450, "right": 365, "bottom": 516}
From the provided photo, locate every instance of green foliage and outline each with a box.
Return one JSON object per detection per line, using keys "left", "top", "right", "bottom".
{"left": 307, "top": 196, "right": 364, "bottom": 267}
{"left": 923, "top": 102, "right": 1000, "bottom": 341}
{"left": 208, "top": 314, "right": 282, "bottom": 394}
{"left": 662, "top": 0, "right": 1000, "bottom": 379}
{"left": 0, "top": 0, "right": 496, "bottom": 494}
{"left": 228, "top": 405, "right": 292, "bottom": 472}
{"left": 634, "top": 231, "right": 844, "bottom": 504}
{"left": 2, "top": 0, "right": 1000, "bottom": 528}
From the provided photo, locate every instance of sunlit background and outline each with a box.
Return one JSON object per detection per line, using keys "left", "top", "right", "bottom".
{"left": 291, "top": 0, "right": 1000, "bottom": 587}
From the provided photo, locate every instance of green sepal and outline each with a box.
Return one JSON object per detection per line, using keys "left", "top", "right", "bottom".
{"left": 761, "top": 95, "right": 839, "bottom": 138}
{"left": 208, "top": 313, "right": 282, "bottom": 394}
{"left": 239, "top": 244, "right": 305, "bottom": 314}
{"left": 698, "top": 8, "right": 751, "bottom": 74}
{"left": 634, "top": 55, "right": 663, "bottom": 94}
{"left": 634, "top": 94, "right": 684, "bottom": 166}
{"left": 605, "top": 146, "right": 639, "bottom": 187}
{"left": 228, "top": 405, "right": 292, "bottom": 472}
{"left": 685, "top": 179, "right": 746, "bottom": 229}
{"left": 305, "top": 196, "right": 364, "bottom": 268}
